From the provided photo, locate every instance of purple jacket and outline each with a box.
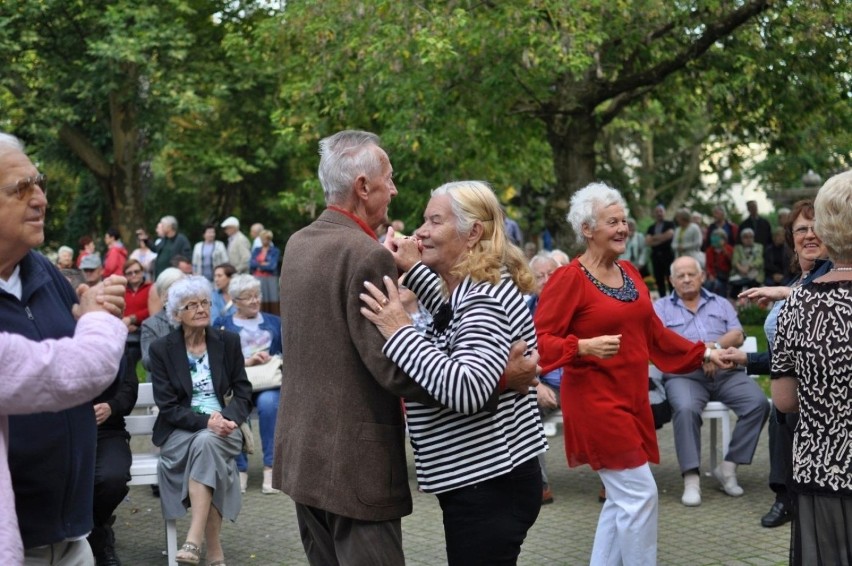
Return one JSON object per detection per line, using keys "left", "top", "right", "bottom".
{"left": 0, "top": 312, "right": 126, "bottom": 563}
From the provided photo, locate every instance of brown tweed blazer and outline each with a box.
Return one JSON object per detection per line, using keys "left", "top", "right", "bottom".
{"left": 272, "top": 209, "right": 437, "bottom": 521}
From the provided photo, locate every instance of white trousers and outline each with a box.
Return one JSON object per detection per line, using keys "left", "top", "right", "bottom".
{"left": 590, "top": 463, "right": 658, "bottom": 566}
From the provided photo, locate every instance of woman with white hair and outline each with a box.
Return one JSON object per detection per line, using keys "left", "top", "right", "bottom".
{"left": 534, "top": 182, "right": 731, "bottom": 565}
{"left": 213, "top": 274, "right": 282, "bottom": 494}
{"left": 149, "top": 276, "right": 252, "bottom": 566}
{"left": 772, "top": 169, "right": 852, "bottom": 566}
{"left": 360, "top": 180, "right": 546, "bottom": 565}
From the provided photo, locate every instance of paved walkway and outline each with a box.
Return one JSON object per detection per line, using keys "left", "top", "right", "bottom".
{"left": 115, "top": 420, "right": 789, "bottom": 565}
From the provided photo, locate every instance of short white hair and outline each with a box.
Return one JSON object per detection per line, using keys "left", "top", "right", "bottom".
{"left": 228, "top": 273, "right": 261, "bottom": 301}
{"left": 166, "top": 276, "right": 212, "bottom": 322}
{"left": 154, "top": 268, "right": 186, "bottom": 303}
{"left": 0, "top": 132, "right": 25, "bottom": 160}
{"left": 814, "top": 169, "right": 852, "bottom": 263}
{"left": 566, "top": 182, "right": 629, "bottom": 239}
{"left": 318, "top": 130, "right": 383, "bottom": 205}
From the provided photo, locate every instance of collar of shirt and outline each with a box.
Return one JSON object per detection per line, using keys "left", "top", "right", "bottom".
{"left": 327, "top": 205, "right": 378, "bottom": 240}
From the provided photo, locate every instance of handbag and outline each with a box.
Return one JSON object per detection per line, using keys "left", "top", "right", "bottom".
{"left": 245, "top": 354, "right": 283, "bottom": 392}
{"left": 223, "top": 389, "right": 255, "bottom": 454}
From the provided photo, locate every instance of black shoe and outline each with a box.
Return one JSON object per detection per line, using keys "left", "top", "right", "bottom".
{"left": 761, "top": 500, "right": 791, "bottom": 528}
{"left": 151, "top": 484, "right": 160, "bottom": 498}
{"left": 94, "top": 546, "right": 122, "bottom": 566}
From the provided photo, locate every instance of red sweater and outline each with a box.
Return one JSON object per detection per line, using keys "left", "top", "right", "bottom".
{"left": 125, "top": 281, "right": 151, "bottom": 324}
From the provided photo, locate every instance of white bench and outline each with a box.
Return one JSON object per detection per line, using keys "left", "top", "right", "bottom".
{"left": 541, "top": 336, "right": 762, "bottom": 473}
{"left": 126, "top": 383, "right": 177, "bottom": 566}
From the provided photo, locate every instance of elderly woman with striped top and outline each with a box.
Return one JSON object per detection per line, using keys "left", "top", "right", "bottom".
{"left": 361, "top": 180, "right": 547, "bottom": 566}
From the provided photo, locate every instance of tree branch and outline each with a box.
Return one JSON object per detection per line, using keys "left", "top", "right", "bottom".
{"left": 58, "top": 124, "right": 111, "bottom": 179}
{"left": 596, "top": 1, "right": 771, "bottom": 103}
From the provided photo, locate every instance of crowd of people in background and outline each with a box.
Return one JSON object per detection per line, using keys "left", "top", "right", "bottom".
{"left": 3, "top": 123, "right": 851, "bottom": 566}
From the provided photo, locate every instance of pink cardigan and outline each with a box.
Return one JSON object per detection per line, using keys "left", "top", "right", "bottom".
{"left": 0, "top": 312, "right": 127, "bottom": 564}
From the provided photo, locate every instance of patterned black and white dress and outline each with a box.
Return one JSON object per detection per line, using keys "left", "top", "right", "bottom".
{"left": 772, "top": 280, "right": 852, "bottom": 566}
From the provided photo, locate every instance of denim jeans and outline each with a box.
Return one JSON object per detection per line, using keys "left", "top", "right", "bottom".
{"left": 236, "top": 388, "right": 280, "bottom": 470}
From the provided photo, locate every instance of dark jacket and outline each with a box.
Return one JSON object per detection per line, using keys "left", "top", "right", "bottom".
{"left": 93, "top": 360, "right": 138, "bottom": 436}
{"left": 0, "top": 251, "right": 97, "bottom": 548}
{"left": 249, "top": 245, "right": 280, "bottom": 276}
{"left": 148, "top": 327, "right": 252, "bottom": 447}
{"left": 151, "top": 233, "right": 192, "bottom": 278}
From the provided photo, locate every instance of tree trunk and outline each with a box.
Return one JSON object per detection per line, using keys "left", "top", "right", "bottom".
{"left": 545, "top": 111, "right": 599, "bottom": 249}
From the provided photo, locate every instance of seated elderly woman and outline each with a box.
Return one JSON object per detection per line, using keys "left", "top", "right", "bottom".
{"left": 360, "top": 180, "right": 547, "bottom": 565}
{"left": 533, "top": 182, "right": 732, "bottom": 565}
{"left": 148, "top": 276, "right": 252, "bottom": 566}
{"left": 729, "top": 227, "right": 764, "bottom": 297}
{"left": 213, "top": 274, "right": 282, "bottom": 494}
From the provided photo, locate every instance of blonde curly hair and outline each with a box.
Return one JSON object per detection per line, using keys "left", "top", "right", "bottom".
{"left": 431, "top": 181, "right": 535, "bottom": 294}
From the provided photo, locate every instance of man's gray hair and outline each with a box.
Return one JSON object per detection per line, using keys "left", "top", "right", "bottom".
{"left": 669, "top": 255, "right": 703, "bottom": 277}
{"left": 318, "top": 130, "right": 382, "bottom": 205}
{"left": 154, "top": 268, "right": 186, "bottom": 302}
{"left": 566, "top": 182, "right": 629, "bottom": 239}
{"left": 0, "top": 132, "right": 25, "bottom": 160}
{"left": 166, "top": 275, "right": 212, "bottom": 322}
{"left": 228, "top": 273, "right": 261, "bottom": 302}
{"left": 160, "top": 215, "right": 179, "bottom": 231}
{"left": 529, "top": 253, "right": 558, "bottom": 270}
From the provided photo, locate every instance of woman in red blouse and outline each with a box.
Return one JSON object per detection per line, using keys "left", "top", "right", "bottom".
{"left": 704, "top": 228, "right": 734, "bottom": 297}
{"left": 122, "top": 259, "right": 152, "bottom": 381}
{"left": 534, "top": 183, "right": 732, "bottom": 565}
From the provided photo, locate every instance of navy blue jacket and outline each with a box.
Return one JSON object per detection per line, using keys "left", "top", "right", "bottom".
{"left": 0, "top": 251, "right": 98, "bottom": 548}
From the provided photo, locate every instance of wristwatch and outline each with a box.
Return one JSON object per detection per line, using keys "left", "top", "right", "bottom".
{"left": 714, "top": 342, "right": 722, "bottom": 350}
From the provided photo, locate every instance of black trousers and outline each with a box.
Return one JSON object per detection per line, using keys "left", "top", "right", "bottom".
{"left": 436, "top": 456, "right": 542, "bottom": 566}
{"left": 88, "top": 432, "right": 131, "bottom": 554}
{"left": 768, "top": 406, "right": 798, "bottom": 502}
{"left": 294, "top": 503, "right": 404, "bottom": 566}
{"left": 651, "top": 251, "right": 674, "bottom": 296}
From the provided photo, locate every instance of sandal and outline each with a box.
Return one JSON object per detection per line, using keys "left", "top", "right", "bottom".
{"left": 175, "top": 541, "right": 201, "bottom": 565}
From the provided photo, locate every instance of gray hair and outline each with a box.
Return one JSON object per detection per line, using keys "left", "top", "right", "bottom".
{"left": 228, "top": 273, "right": 261, "bottom": 301}
{"left": 0, "top": 132, "right": 25, "bottom": 160}
{"left": 669, "top": 255, "right": 703, "bottom": 277}
{"left": 566, "top": 182, "right": 629, "bottom": 238}
{"left": 166, "top": 275, "right": 212, "bottom": 322}
{"left": 318, "top": 130, "right": 383, "bottom": 205}
{"left": 154, "top": 267, "right": 186, "bottom": 301}
{"left": 58, "top": 245, "right": 74, "bottom": 257}
{"left": 529, "top": 253, "right": 558, "bottom": 271}
{"left": 160, "top": 215, "right": 179, "bottom": 231}
{"left": 740, "top": 228, "right": 755, "bottom": 237}
{"left": 814, "top": 169, "right": 852, "bottom": 264}
{"left": 549, "top": 249, "right": 570, "bottom": 266}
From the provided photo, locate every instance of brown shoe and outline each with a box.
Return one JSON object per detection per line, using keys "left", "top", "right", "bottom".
{"left": 598, "top": 486, "right": 606, "bottom": 503}
{"left": 542, "top": 486, "right": 554, "bottom": 505}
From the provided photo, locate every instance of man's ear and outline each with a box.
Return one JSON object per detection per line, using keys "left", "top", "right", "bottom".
{"left": 355, "top": 174, "right": 369, "bottom": 201}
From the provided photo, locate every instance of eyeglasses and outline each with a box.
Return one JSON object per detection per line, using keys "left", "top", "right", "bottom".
{"left": 180, "top": 299, "right": 211, "bottom": 312}
{"left": 0, "top": 174, "right": 47, "bottom": 200}
{"left": 124, "top": 269, "right": 143, "bottom": 276}
{"left": 235, "top": 295, "right": 260, "bottom": 303}
{"left": 793, "top": 225, "right": 816, "bottom": 237}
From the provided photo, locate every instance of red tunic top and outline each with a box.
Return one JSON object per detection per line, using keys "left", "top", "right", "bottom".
{"left": 534, "top": 259, "right": 704, "bottom": 470}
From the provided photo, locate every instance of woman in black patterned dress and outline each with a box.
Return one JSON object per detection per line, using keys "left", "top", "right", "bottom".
{"left": 771, "top": 169, "right": 852, "bottom": 566}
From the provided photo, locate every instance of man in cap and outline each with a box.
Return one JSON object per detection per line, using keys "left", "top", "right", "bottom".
{"left": 221, "top": 216, "right": 251, "bottom": 274}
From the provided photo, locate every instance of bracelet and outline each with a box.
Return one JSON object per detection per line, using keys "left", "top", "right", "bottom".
{"left": 704, "top": 347, "right": 713, "bottom": 363}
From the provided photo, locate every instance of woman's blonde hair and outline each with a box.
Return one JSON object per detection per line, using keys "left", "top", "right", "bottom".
{"left": 431, "top": 181, "right": 535, "bottom": 294}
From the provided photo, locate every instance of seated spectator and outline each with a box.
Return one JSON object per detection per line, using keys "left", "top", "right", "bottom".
{"left": 141, "top": 268, "right": 186, "bottom": 380}
{"left": 129, "top": 228, "right": 158, "bottom": 282}
{"left": 527, "top": 253, "right": 561, "bottom": 505}
{"left": 654, "top": 257, "right": 770, "bottom": 506}
{"left": 171, "top": 254, "right": 194, "bottom": 276}
{"left": 210, "top": 263, "right": 237, "bottom": 323}
{"left": 672, "top": 208, "right": 705, "bottom": 268}
{"left": 213, "top": 274, "right": 282, "bottom": 495}
{"left": 704, "top": 228, "right": 734, "bottom": 297}
{"left": 149, "top": 276, "right": 252, "bottom": 566}
{"left": 729, "top": 228, "right": 764, "bottom": 297}
{"left": 122, "top": 259, "right": 152, "bottom": 382}
{"left": 80, "top": 252, "right": 103, "bottom": 286}
{"left": 764, "top": 226, "right": 792, "bottom": 286}
{"left": 76, "top": 234, "right": 96, "bottom": 268}
{"left": 56, "top": 245, "right": 74, "bottom": 269}
{"left": 88, "top": 357, "right": 136, "bottom": 566}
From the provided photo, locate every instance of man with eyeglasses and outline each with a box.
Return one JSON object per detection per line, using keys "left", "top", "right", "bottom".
{"left": 0, "top": 131, "right": 129, "bottom": 564}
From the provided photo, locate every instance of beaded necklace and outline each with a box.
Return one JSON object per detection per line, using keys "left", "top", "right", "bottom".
{"left": 579, "top": 262, "right": 639, "bottom": 302}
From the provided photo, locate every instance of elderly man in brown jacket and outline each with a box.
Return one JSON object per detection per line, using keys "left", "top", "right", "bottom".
{"left": 274, "top": 130, "right": 536, "bottom": 565}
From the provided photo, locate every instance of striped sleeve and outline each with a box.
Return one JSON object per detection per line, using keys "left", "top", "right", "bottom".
{"left": 384, "top": 290, "right": 511, "bottom": 414}
{"left": 403, "top": 262, "right": 446, "bottom": 316}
